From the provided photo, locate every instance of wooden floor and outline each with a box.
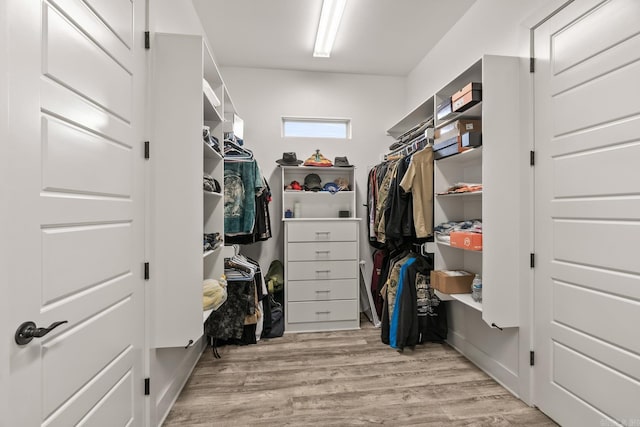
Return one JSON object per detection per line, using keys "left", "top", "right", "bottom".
{"left": 164, "top": 323, "right": 556, "bottom": 426}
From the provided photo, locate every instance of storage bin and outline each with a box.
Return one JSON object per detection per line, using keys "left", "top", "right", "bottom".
{"left": 430, "top": 270, "right": 475, "bottom": 294}
{"left": 450, "top": 231, "right": 483, "bottom": 251}
{"left": 461, "top": 132, "right": 482, "bottom": 148}
{"left": 451, "top": 82, "right": 482, "bottom": 112}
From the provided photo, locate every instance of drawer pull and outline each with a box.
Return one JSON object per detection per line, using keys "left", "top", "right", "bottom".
{"left": 315, "top": 290, "right": 330, "bottom": 293}
{"left": 315, "top": 231, "right": 330, "bottom": 234}
{"left": 315, "top": 250, "right": 330, "bottom": 254}
{"left": 315, "top": 270, "right": 331, "bottom": 273}
{"left": 315, "top": 311, "right": 331, "bottom": 315}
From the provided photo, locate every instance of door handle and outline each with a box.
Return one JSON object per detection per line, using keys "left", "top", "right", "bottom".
{"left": 15, "top": 320, "right": 68, "bottom": 345}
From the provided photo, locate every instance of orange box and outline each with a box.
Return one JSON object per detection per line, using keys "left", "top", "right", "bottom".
{"left": 450, "top": 231, "right": 483, "bottom": 251}
{"left": 430, "top": 270, "right": 474, "bottom": 294}
{"left": 451, "top": 82, "right": 482, "bottom": 112}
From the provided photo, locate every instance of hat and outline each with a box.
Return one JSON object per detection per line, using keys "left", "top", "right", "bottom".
{"left": 334, "top": 156, "right": 353, "bottom": 167}
{"left": 284, "top": 180, "right": 302, "bottom": 191}
{"left": 276, "top": 152, "right": 303, "bottom": 166}
{"left": 303, "top": 149, "right": 333, "bottom": 167}
{"left": 334, "top": 177, "right": 350, "bottom": 190}
{"left": 322, "top": 182, "right": 340, "bottom": 194}
{"left": 303, "top": 173, "right": 322, "bottom": 191}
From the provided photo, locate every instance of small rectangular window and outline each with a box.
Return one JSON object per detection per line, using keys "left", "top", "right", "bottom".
{"left": 282, "top": 117, "right": 350, "bottom": 139}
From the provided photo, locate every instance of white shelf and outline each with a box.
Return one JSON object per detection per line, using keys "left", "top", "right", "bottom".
{"left": 203, "top": 141, "right": 223, "bottom": 160}
{"left": 451, "top": 293, "right": 483, "bottom": 311}
{"left": 283, "top": 190, "right": 355, "bottom": 196}
{"left": 204, "top": 190, "right": 222, "bottom": 199}
{"left": 280, "top": 165, "right": 356, "bottom": 171}
{"left": 436, "top": 191, "right": 483, "bottom": 198}
{"left": 436, "top": 240, "right": 482, "bottom": 253}
{"left": 387, "top": 97, "right": 435, "bottom": 138}
{"left": 435, "top": 147, "right": 482, "bottom": 165}
{"left": 203, "top": 245, "right": 222, "bottom": 259}
{"left": 436, "top": 101, "right": 483, "bottom": 129}
{"left": 282, "top": 217, "right": 362, "bottom": 222}
{"left": 203, "top": 93, "right": 223, "bottom": 122}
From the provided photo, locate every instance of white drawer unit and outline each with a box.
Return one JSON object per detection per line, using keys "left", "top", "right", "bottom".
{"left": 286, "top": 221, "right": 358, "bottom": 242}
{"left": 287, "top": 279, "right": 358, "bottom": 302}
{"left": 287, "top": 241, "right": 357, "bottom": 261}
{"left": 287, "top": 260, "right": 357, "bottom": 281}
{"left": 281, "top": 166, "right": 360, "bottom": 333}
{"left": 287, "top": 300, "right": 359, "bottom": 324}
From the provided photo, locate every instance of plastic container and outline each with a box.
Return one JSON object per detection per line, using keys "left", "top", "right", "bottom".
{"left": 294, "top": 202, "right": 301, "bottom": 218}
{"left": 471, "top": 274, "right": 482, "bottom": 303}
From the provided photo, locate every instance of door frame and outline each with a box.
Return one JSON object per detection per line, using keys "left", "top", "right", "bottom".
{"left": 1, "top": 0, "right": 9, "bottom": 422}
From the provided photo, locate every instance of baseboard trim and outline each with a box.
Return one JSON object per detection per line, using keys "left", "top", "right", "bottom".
{"left": 155, "top": 338, "right": 206, "bottom": 427}
{"left": 447, "top": 329, "right": 520, "bottom": 398}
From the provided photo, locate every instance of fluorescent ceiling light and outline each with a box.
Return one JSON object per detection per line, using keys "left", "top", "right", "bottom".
{"left": 313, "top": 0, "right": 347, "bottom": 58}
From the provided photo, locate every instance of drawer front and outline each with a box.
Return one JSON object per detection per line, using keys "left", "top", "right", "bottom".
{"left": 287, "top": 260, "right": 357, "bottom": 281}
{"left": 288, "top": 279, "right": 358, "bottom": 302}
{"left": 287, "top": 241, "right": 357, "bottom": 262}
{"left": 287, "top": 221, "right": 357, "bottom": 242}
{"left": 287, "top": 300, "right": 358, "bottom": 324}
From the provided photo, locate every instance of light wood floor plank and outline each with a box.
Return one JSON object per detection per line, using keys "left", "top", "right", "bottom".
{"left": 163, "top": 323, "right": 556, "bottom": 426}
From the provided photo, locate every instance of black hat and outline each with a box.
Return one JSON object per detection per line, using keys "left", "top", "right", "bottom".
{"left": 276, "top": 152, "right": 303, "bottom": 166}
{"left": 334, "top": 156, "right": 353, "bottom": 167}
{"left": 303, "top": 173, "right": 322, "bottom": 191}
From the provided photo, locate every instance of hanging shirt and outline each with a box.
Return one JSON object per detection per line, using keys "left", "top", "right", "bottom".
{"left": 224, "top": 160, "right": 263, "bottom": 234}
{"left": 399, "top": 147, "right": 434, "bottom": 238}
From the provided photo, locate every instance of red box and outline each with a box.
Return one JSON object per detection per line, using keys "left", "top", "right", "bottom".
{"left": 450, "top": 231, "right": 483, "bottom": 251}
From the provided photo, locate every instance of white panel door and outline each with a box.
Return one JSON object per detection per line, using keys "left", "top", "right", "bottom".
{"left": 534, "top": 0, "right": 640, "bottom": 425}
{"left": 6, "top": 0, "right": 145, "bottom": 425}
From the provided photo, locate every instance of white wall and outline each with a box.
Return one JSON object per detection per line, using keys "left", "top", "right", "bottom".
{"left": 149, "top": 0, "right": 204, "bottom": 35}
{"left": 406, "top": 0, "right": 543, "bottom": 111}
{"left": 218, "top": 66, "right": 405, "bottom": 284}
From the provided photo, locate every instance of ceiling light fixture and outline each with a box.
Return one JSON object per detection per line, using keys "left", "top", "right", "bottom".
{"left": 313, "top": 0, "right": 347, "bottom": 58}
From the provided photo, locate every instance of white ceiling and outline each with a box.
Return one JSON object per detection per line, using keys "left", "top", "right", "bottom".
{"left": 192, "top": 0, "right": 476, "bottom": 76}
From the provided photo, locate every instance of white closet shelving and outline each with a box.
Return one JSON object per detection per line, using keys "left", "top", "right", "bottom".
{"left": 386, "top": 55, "right": 521, "bottom": 329}
{"left": 150, "top": 33, "right": 237, "bottom": 348}
{"left": 281, "top": 166, "right": 360, "bottom": 333}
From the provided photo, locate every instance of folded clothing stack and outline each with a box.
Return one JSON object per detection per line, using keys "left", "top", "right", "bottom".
{"left": 204, "top": 174, "right": 221, "bottom": 193}
{"left": 437, "top": 182, "right": 482, "bottom": 195}
{"left": 434, "top": 220, "right": 482, "bottom": 244}
{"left": 204, "top": 232, "right": 222, "bottom": 252}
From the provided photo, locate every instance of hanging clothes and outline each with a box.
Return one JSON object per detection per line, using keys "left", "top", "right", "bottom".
{"left": 370, "top": 249, "right": 387, "bottom": 318}
{"left": 224, "top": 159, "right": 262, "bottom": 235}
{"left": 206, "top": 253, "right": 270, "bottom": 355}
{"left": 225, "top": 173, "right": 272, "bottom": 244}
{"left": 367, "top": 144, "right": 433, "bottom": 247}
{"left": 399, "top": 146, "right": 434, "bottom": 238}
{"left": 379, "top": 251, "right": 445, "bottom": 351}
{"left": 384, "top": 154, "right": 415, "bottom": 249}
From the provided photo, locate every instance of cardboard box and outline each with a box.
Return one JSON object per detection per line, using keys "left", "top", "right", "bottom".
{"left": 461, "top": 132, "right": 482, "bottom": 148}
{"left": 435, "top": 119, "right": 482, "bottom": 144}
{"left": 451, "top": 82, "right": 482, "bottom": 112}
{"left": 450, "top": 231, "right": 483, "bottom": 251}
{"left": 436, "top": 98, "right": 452, "bottom": 120}
{"left": 433, "top": 136, "right": 458, "bottom": 160}
{"left": 430, "top": 270, "right": 474, "bottom": 294}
